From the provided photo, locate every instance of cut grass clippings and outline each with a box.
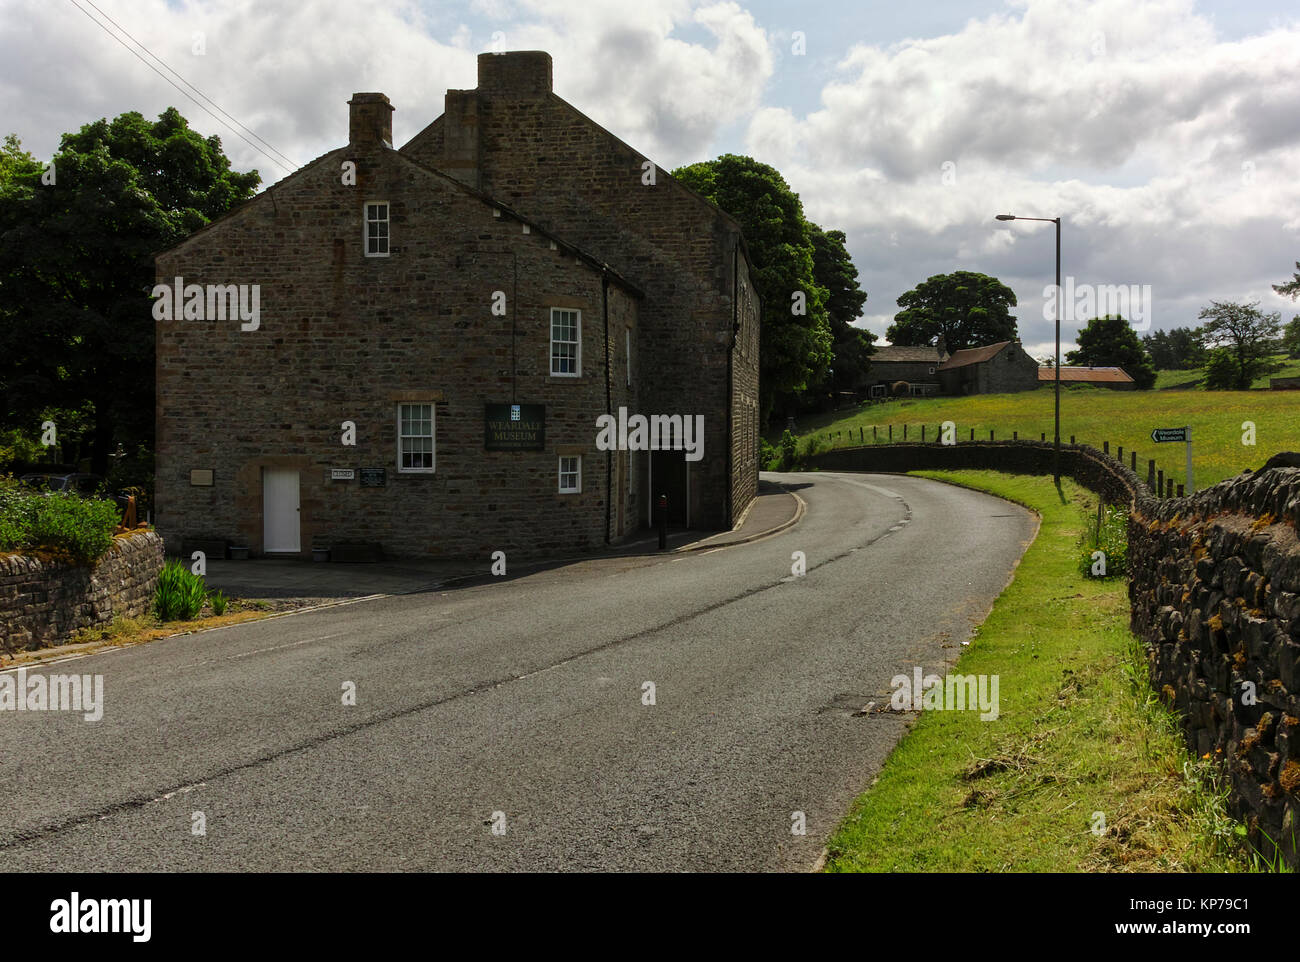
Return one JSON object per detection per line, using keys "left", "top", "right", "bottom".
{"left": 823, "top": 469, "right": 1266, "bottom": 873}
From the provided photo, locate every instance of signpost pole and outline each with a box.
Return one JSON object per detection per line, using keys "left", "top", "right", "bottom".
{"left": 1185, "top": 426, "right": 1194, "bottom": 494}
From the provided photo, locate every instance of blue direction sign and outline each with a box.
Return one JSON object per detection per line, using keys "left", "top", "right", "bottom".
{"left": 1151, "top": 427, "right": 1190, "bottom": 443}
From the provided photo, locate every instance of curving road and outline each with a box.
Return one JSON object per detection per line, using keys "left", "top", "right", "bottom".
{"left": 0, "top": 472, "right": 1036, "bottom": 871}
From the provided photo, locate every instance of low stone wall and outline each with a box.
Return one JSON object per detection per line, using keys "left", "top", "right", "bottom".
{"left": 0, "top": 530, "right": 164, "bottom": 653}
{"left": 809, "top": 441, "right": 1300, "bottom": 865}
{"left": 1131, "top": 463, "right": 1300, "bottom": 865}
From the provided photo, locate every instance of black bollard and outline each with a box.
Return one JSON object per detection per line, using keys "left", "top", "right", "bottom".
{"left": 657, "top": 494, "right": 667, "bottom": 550}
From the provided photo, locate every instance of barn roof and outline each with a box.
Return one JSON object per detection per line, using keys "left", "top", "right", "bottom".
{"left": 937, "top": 341, "right": 1013, "bottom": 370}
{"left": 1040, "top": 366, "right": 1135, "bottom": 383}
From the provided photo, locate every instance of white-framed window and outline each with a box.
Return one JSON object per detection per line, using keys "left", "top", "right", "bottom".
{"left": 550, "top": 308, "right": 581, "bottom": 376}
{"left": 397, "top": 403, "right": 434, "bottom": 473}
{"left": 558, "top": 455, "right": 581, "bottom": 494}
{"left": 365, "top": 202, "right": 390, "bottom": 256}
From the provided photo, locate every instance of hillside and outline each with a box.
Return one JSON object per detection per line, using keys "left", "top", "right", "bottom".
{"left": 776, "top": 386, "right": 1300, "bottom": 490}
{"left": 1153, "top": 353, "right": 1300, "bottom": 390}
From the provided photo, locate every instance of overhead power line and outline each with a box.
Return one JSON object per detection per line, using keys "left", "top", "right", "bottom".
{"left": 65, "top": 0, "right": 300, "bottom": 176}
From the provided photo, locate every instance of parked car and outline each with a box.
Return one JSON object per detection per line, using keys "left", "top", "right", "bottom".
{"left": 18, "top": 472, "right": 107, "bottom": 496}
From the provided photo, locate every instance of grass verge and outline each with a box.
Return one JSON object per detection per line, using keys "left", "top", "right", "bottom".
{"left": 823, "top": 469, "right": 1268, "bottom": 872}
{"left": 1, "top": 603, "right": 276, "bottom": 668}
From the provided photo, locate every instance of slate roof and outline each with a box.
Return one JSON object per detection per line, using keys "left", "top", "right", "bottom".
{"left": 937, "top": 341, "right": 1013, "bottom": 370}
{"left": 872, "top": 345, "right": 944, "bottom": 363}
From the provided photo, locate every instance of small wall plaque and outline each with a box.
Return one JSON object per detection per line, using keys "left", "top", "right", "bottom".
{"left": 359, "top": 467, "right": 386, "bottom": 487}
{"left": 190, "top": 469, "right": 214, "bottom": 487}
{"left": 331, "top": 468, "right": 355, "bottom": 481}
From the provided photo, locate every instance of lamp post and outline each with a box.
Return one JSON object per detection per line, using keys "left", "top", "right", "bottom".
{"left": 996, "top": 213, "right": 1061, "bottom": 484}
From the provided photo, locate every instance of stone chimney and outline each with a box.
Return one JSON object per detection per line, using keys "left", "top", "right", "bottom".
{"left": 477, "top": 51, "right": 553, "bottom": 97}
{"left": 349, "top": 92, "right": 394, "bottom": 147}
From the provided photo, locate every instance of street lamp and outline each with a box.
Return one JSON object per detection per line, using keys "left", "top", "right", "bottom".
{"left": 995, "top": 212, "right": 1062, "bottom": 484}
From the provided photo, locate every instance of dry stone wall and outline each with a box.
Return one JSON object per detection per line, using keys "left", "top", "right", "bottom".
{"left": 0, "top": 531, "right": 163, "bottom": 653}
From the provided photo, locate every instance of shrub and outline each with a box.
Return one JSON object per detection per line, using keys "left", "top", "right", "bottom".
{"left": 208, "top": 590, "right": 228, "bottom": 616}
{"left": 154, "top": 560, "right": 207, "bottom": 621}
{"left": 0, "top": 476, "right": 32, "bottom": 552}
{"left": 1079, "top": 503, "right": 1129, "bottom": 578}
{"left": 780, "top": 430, "right": 798, "bottom": 469}
{"left": 759, "top": 437, "right": 779, "bottom": 471}
{"left": 0, "top": 477, "right": 120, "bottom": 563}
{"left": 27, "top": 492, "right": 121, "bottom": 563}
{"left": 800, "top": 434, "right": 828, "bottom": 461}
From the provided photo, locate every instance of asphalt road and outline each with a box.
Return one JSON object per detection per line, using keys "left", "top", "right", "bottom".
{"left": 0, "top": 472, "right": 1036, "bottom": 872}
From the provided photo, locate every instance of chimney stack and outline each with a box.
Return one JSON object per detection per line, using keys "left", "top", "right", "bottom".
{"left": 349, "top": 92, "right": 394, "bottom": 147}
{"left": 477, "top": 51, "right": 553, "bottom": 97}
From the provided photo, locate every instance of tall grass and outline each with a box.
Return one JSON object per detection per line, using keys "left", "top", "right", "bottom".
{"left": 154, "top": 560, "right": 207, "bottom": 621}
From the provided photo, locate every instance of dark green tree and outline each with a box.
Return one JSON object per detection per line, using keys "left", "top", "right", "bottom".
{"left": 886, "top": 271, "right": 1018, "bottom": 353}
{"left": 0, "top": 109, "right": 259, "bottom": 473}
{"left": 807, "top": 225, "right": 872, "bottom": 404}
{"left": 673, "top": 154, "right": 832, "bottom": 421}
{"left": 1281, "top": 316, "right": 1300, "bottom": 359}
{"left": 1196, "top": 300, "right": 1281, "bottom": 390}
{"left": 1064, "top": 315, "right": 1157, "bottom": 389}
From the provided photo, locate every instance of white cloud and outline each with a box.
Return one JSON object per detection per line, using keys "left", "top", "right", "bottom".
{"left": 746, "top": 0, "right": 1300, "bottom": 349}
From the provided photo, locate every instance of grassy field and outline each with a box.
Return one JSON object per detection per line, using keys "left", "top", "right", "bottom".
{"left": 1152, "top": 353, "right": 1300, "bottom": 391}
{"left": 823, "top": 470, "right": 1263, "bottom": 872}
{"left": 781, "top": 386, "right": 1300, "bottom": 490}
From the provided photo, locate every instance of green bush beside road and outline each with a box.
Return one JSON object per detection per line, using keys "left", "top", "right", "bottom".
{"left": 0, "top": 477, "right": 121, "bottom": 563}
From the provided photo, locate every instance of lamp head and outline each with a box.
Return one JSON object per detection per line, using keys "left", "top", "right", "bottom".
{"left": 995, "top": 214, "right": 1016, "bottom": 221}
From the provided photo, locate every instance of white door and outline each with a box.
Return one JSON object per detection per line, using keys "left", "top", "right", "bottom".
{"left": 263, "top": 469, "right": 300, "bottom": 553}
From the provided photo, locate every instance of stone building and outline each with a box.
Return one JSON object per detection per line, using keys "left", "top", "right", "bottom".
{"left": 1040, "top": 366, "right": 1136, "bottom": 390}
{"left": 863, "top": 344, "right": 948, "bottom": 397}
{"left": 865, "top": 338, "right": 1040, "bottom": 397}
{"left": 937, "top": 340, "right": 1040, "bottom": 395}
{"left": 154, "top": 52, "right": 760, "bottom": 560}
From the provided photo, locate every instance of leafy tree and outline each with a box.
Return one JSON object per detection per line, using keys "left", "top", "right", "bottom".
{"left": 1273, "top": 261, "right": 1300, "bottom": 300}
{"left": 1202, "top": 348, "right": 1240, "bottom": 390}
{"left": 886, "top": 271, "right": 1018, "bottom": 353}
{"left": 1274, "top": 263, "right": 1300, "bottom": 359}
{"left": 1196, "top": 300, "right": 1281, "bottom": 390}
{"left": 1064, "top": 315, "right": 1157, "bottom": 389}
{"left": 0, "top": 109, "right": 259, "bottom": 474}
{"left": 1142, "top": 327, "right": 1205, "bottom": 370}
{"left": 0, "top": 134, "right": 40, "bottom": 187}
{"left": 673, "top": 154, "right": 832, "bottom": 421}
{"left": 807, "top": 225, "right": 872, "bottom": 402}
{"left": 1281, "top": 316, "right": 1300, "bottom": 359}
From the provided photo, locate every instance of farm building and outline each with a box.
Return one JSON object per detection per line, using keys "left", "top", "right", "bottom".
{"left": 1039, "top": 366, "right": 1136, "bottom": 390}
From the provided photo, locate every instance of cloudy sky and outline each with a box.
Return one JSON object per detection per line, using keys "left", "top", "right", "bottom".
{"left": 3, "top": 0, "right": 1298, "bottom": 358}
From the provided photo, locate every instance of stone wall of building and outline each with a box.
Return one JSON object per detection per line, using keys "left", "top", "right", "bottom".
{"left": 156, "top": 110, "right": 640, "bottom": 561}
{"left": 810, "top": 440, "right": 1300, "bottom": 865}
{"left": 401, "top": 52, "right": 758, "bottom": 529}
{"left": 0, "top": 531, "right": 163, "bottom": 653}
